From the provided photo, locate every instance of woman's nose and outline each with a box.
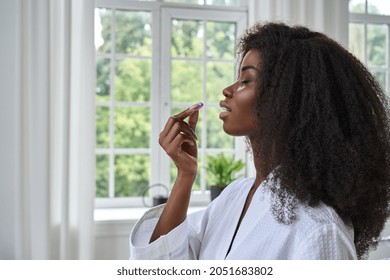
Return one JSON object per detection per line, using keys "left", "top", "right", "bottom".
{"left": 222, "top": 84, "right": 234, "bottom": 98}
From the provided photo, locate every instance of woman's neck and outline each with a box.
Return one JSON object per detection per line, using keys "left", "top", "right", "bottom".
{"left": 248, "top": 137, "right": 268, "bottom": 189}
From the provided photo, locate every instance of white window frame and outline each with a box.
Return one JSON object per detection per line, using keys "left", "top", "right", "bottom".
{"left": 95, "top": 0, "right": 248, "bottom": 209}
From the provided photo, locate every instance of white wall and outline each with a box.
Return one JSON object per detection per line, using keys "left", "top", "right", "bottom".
{"left": 94, "top": 220, "right": 136, "bottom": 260}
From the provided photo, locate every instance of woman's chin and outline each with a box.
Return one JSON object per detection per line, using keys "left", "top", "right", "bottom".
{"left": 222, "top": 124, "right": 239, "bottom": 136}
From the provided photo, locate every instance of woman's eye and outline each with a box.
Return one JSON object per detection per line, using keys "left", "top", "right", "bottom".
{"left": 240, "top": 80, "right": 250, "bottom": 85}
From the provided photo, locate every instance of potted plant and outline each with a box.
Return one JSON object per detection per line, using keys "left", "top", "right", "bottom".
{"left": 206, "top": 153, "right": 245, "bottom": 201}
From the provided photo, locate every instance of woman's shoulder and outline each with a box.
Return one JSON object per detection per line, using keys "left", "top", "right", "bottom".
{"left": 300, "top": 202, "right": 343, "bottom": 224}
{"left": 294, "top": 201, "right": 353, "bottom": 238}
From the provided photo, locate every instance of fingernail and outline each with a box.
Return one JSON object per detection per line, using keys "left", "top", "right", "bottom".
{"left": 189, "top": 102, "right": 204, "bottom": 111}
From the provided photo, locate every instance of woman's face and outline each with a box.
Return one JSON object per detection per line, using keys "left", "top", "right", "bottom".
{"left": 219, "top": 49, "right": 259, "bottom": 137}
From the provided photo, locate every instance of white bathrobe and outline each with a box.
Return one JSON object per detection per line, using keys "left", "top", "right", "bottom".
{"left": 129, "top": 176, "right": 357, "bottom": 260}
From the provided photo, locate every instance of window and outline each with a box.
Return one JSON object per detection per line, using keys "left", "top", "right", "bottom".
{"left": 95, "top": 0, "right": 247, "bottom": 207}
{"left": 349, "top": 0, "right": 390, "bottom": 94}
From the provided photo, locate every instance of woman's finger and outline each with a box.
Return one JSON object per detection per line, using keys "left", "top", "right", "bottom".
{"left": 160, "top": 117, "right": 177, "bottom": 138}
{"left": 160, "top": 102, "right": 203, "bottom": 148}
{"left": 162, "top": 121, "right": 182, "bottom": 146}
{"left": 169, "top": 132, "right": 197, "bottom": 158}
{"left": 173, "top": 102, "right": 203, "bottom": 120}
{"left": 171, "top": 117, "right": 198, "bottom": 140}
{"left": 188, "top": 109, "right": 199, "bottom": 132}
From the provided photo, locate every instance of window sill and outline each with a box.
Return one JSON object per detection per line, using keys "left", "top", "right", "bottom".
{"left": 94, "top": 206, "right": 207, "bottom": 222}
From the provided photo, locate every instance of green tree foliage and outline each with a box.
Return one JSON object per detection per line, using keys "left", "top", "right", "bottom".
{"left": 172, "top": 20, "right": 203, "bottom": 57}
{"left": 96, "top": 107, "right": 109, "bottom": 148}
{"left": 206, "top": 108, "right": 233, "bottom": 148}
{"left": 115, "top": 155, "right": 150, "bottom": 197}
{"left": 206, "top": 22, "right": 235, "bottom": 59}
{"left": 115, "top": 10, "right": 152, "bottom": 56}
{"left": 115, "top": 59, "right": 150, "bottom": 101}
{"left": 96, "top": 58, "right": 110, "bottom": 101}
{"left": 171, "top": 61, "right": 203, "bottom": 102}
{"left": 114, "top": 107, "right": 151, "bottom": 148}
{"left": 96, "top": 155, "right": 109, "bottom": 197}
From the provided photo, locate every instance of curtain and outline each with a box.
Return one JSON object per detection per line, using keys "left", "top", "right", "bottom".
{"left": 248, "top": 0, "right": 349, "bottom": 47}
{"left": 1, "top": 0, "right": 96, "bottom": 259}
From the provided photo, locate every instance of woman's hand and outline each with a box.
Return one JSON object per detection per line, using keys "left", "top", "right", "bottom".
{"left": 159, "top": 103, "right": 203, "bottom": 175}
{"left": 150, "top": 103, "right": 203, "bottom": 243}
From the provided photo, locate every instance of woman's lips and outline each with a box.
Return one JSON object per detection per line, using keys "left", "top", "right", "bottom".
{"left": 219, "top": 101, "right": 231, "bottom": 119}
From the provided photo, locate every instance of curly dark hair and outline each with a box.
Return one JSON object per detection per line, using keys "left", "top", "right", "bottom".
{"left": 238, "top": 22, "right": 390, "bottom": 259}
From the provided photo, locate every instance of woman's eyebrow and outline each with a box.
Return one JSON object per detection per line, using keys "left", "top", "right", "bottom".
{"left": 240, "top": 65, "right": 258, "bottom": 72}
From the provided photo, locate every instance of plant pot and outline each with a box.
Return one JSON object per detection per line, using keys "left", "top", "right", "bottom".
{"left": 153, "top": 195, "right": 168, "bottom": 206}
{"left": 210, "top": 185, "right": 226, "bottom": 201}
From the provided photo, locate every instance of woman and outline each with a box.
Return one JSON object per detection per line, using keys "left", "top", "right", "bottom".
{"left": 130, "top": 22, "right": 390, "bottom": 259}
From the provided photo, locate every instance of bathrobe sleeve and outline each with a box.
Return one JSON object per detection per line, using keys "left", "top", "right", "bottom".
{"left": 129, "top": 204, "right": 207, "bottom": 260}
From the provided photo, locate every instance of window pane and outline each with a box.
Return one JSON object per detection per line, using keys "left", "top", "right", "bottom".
{"left": 116, "top": 11, "right": 152, "bottom": 56}
{"left": 373, "top": 71, "right": 386, "bottom": 91}
{"left": 96, "top": 106, "right": 110, "bottom": 148}
{"left": 171, "top": 20, "right": 203, "bottom": 58}
{"left": 207, "top": 62, "right": 234, "bottom": 102}
{"left": 95, "top": 8, "right": 111, "bottom": 53}
{"left": 206, "top": 22, "right": 235, "bottom": 59}
{"left": 96, "top": 58, "right": 110, "bottom": 102}
{"left": 115, "top": 59, "right": 151, "bottom": 101}
{"left": 115, "top": 154, "right": 150, "bottom": 197}
{"left": 349, "top": 23, "right": 365, "bottom": 62}
{"left": 367, "top": 24, "right": 388, "bottom": 67}
{"left": 206, "top": 108, "right": 233, "bottom": 148}
{"left": 114, "top": 107, "right": 150, "bottom": 148}
{"left": 368, "top": 0, "right": 390, "bottom": 15}
{"left": 171, "top": 61, "right": 203, "bottom": 102}
{"left": 96, "top": 155, "right": 109, "bottom": 197}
